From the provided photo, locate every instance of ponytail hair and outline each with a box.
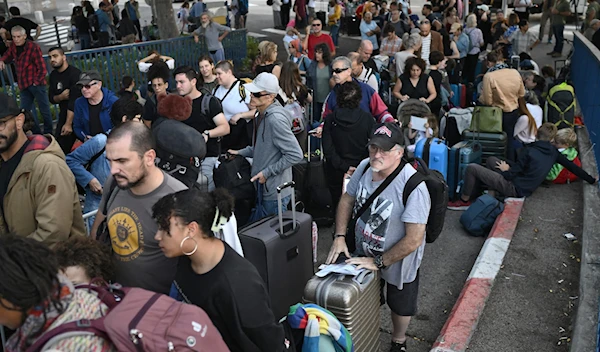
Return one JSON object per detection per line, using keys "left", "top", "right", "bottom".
{"left": 152, "top": 189, "right": 234, "bottom": 237}
{"left": 518, "top": 96, "right": 538, "bottom": 137}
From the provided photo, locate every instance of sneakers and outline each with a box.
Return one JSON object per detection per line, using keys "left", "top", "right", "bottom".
{"left": 390, "top": 341, "right": 407, "bottom": 352}
{"left": 547, "top": 40, "right": 552, "bottom": 44}
{"left": 447, "top": 199, "right": 472, "bottom": 211}
{"left": 551, "top": 52, "right": 562, "bottom": 57}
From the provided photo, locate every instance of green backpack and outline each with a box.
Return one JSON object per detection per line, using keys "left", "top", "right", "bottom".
{"left": 546, "top": 82, "right": 576, "bottom": 129}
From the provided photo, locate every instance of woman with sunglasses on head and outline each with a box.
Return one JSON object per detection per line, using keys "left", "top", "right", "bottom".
{"left": 305, "top": 43, "right": 332, "bottom": 122}
{"left": 0, "top": 234, "right": 115, "bottom": 351}
{"left": 153, "top": 188, "right": 286, "bottom": 351}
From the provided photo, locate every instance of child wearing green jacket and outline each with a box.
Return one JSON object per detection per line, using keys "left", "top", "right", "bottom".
{"left": 547, "top": 128, "right": 581, "bottom": 184}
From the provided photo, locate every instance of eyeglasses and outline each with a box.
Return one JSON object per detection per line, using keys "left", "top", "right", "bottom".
{"left": 312, "top": 23, "right": 322, "bottom": 27}
{"left": 368, "top": 145, "right": 398, "bottom": 155}
{"left": 251, "top": 92, "right": 270, "bottom": 98}
{"left": 332, "top": 67, "right": 350, "bottom": 74}
{"left": 0, "top": 115, "right": 17, "bottom": 131}
{"left": 421, "top": 20, "right": 430, "bottom": 24}
{"left": 82, "top": 81, "right": 99, "bottom": 90}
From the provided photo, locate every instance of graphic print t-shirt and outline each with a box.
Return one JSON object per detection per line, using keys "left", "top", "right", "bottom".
{"left": 346, "top": 159, "right": 431, "bottom": 289}
{"left": 100, "top": 172, "right": 187, "bottom": 294}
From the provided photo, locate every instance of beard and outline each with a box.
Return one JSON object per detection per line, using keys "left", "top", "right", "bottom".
{"left": 0, "top": 128, "right": 19, "bottom": 154}
{"left": 114, "top": 167, "right": 148, "bottom": 190}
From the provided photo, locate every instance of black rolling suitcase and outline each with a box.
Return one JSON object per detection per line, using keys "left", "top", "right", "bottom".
{"left": 239, "top": 182, "right": 314, "bottom": 320}
{"left": 462, "top": 130, "right": 507, "bottom": 165}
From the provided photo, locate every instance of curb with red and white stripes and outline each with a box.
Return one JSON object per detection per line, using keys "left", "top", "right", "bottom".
{"left": 430, "top": 197, "right": 525, "bottom": 352}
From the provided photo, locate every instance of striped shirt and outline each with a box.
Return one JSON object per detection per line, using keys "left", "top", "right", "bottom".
{"left": 421, "top": 33, "right": 432, "bottom": 67}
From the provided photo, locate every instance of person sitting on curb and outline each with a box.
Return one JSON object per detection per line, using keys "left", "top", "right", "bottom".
{"left": 447, "top": 123, "right": 598, "bottom": 210}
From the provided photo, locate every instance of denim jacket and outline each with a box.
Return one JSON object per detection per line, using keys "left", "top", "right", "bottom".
{"left": 73, "top": 88, "right": 119, "bottom": 140}
{"left": 66, "top": 133, "right": 111, "bottom": 219}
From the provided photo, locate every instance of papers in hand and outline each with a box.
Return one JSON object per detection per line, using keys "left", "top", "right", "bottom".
{"left": 315, "top": 263, "right": 368, "bottom": 278}
{"left": 410, "top": 116, "right": 428, "bottom": 132}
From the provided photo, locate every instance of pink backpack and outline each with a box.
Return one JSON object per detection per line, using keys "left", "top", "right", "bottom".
{"left": 27, "top": 285, "right": 230, "bottom": 352}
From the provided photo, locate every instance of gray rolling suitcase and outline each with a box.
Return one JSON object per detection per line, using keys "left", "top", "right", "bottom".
{"left": 303, "top": 270, "right": 381, "bottom": 352}
{"left": 239, "top": 182, "right": 314, "bottom": 320}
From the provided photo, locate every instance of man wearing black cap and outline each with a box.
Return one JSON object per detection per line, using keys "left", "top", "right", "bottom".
{"left": 0, "top": 93, "right": 85, "bottom": 247}
{"left": 325, "top": 122, "right": 431, "bottom": 352}
{"left": 72, "top": 70, "right": 119, "bottom": 141}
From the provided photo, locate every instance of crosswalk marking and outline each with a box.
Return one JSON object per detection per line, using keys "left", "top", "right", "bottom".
{"left": 37, "top": 24, "right": 70, "bottom": 47}
{"left": 248, "top": 31, "right": 268, "bottom": 38}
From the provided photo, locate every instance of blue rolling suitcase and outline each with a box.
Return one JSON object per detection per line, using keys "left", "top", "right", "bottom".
{"left": 450, "top": 84, "right": 462, "bottom": 107}
{"left": 415, "top": 137, "right": 449, "bottom": 180}
{"left": 448, "top": 141, "right": 483, "bottom": 201}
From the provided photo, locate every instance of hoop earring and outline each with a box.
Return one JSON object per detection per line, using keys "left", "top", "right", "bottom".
{"left": 180, "top": 236, "right": 198, "bottom": 256}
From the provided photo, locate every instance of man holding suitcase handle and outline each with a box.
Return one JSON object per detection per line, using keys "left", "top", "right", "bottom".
{"left": 326, "top": 122, "right": 431, "bottom": 352}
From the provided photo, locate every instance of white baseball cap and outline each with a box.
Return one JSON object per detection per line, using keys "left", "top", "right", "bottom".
{"left": 244, "top": 73, "right": 280, "bottom": 94}
{"left": 477, "top": 4, "right": 490, "bottom": 12}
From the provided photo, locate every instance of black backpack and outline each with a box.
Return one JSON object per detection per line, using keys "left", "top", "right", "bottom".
{"left": 402, "top": 157, "right": 448, "bottom": 243}
{"left": 152, "top": 117, "right": 207, "bottom": 189}
{"left": 213, "top": 155, "right": 255, "bottom": 201}
{"left": 88, "top": 13, "right": 100, "bottom": 33}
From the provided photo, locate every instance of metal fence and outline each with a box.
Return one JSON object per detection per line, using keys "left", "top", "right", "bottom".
{"left": 0, "top": 30, "right": 248, "bottom": 106}
{"left": 572, "top": 31, "right": 600, "bottom": 174}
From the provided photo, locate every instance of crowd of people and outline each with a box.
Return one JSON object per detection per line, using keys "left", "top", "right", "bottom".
{"left": 0, "top": 0, "right": 598, "bottom": 351}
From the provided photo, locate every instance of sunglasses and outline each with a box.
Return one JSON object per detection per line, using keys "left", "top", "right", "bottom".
{"left": 312, "top": 23, "right": 322, "bottom": 27}
{"left": 332, "top": 67, "right": 350, "bottom": 74}
{"left": 251, "top": 92, "right": 270, "bottom": 98}
{"left": 82, "top": 81, "right": 99, "bottom": 90}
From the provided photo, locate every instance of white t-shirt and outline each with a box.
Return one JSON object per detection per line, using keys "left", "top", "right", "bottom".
{"left": 213, "top": 80, "right": 251, "bottom": 121}
{"left": 357, "top": 66, "right": 379, "bottom": 92}
{"left": 214, "top": 215, "right": 244, "bottom": 257}
{"left": 421, "top": 33, "right": 432, "bottom": 67}
{"left": 514, "top": 104, "right": 542, "bottom": 144}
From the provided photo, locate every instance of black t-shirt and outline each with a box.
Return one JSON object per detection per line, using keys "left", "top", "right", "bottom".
{"left": 48, "top": 65, "right": 82, "bottom": 124}
{"left": 142, "top": 94, "right": 159, "bottom": 124}
{"left": 74, "top": 15, "right": 91, "bottom": 34}
{"left": 176, "top": 244, "right": 285, "bottom": 352}
{"left": 88, "top": 100, "right": 104, "bottom": 136}
{"left": 0, "top": 140, "right": 29, "bottom": 216}
{"left": 4, "top": 17, "right": 38, "bottom": 41}
{"left": 364, "top": 57, "right": 378, "bottom": 73}
{"left": 183, "top": 94, "right": 224, "bottom": 157}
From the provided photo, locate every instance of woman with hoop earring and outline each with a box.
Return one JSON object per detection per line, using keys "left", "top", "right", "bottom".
{"left": 152, "top": 188, "right": 285, "bottom": 352}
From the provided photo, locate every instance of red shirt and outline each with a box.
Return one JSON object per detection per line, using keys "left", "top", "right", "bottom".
{"left": 1, "top": 41, "right": 47, "bottom": 90}
{"left": 307, "top": 33, "right": 335, "bottom": 60}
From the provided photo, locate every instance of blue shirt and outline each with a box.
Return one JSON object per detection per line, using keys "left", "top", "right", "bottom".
{"left": 96, "top": 9, "right": 111, "bottom": 33}
{"left": 126, "top": 1, "right": 138, "bottom": 20}
{"left": 456, "top": 33, "right": 470, "bottom": 59}
{"left": 359, "top": 20, "right": 379, "bottom": 50}
{"left": 190, "top": 2, "right": 207, "bottom": 17}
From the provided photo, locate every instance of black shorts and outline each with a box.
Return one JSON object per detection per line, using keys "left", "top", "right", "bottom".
{"left": 380, "top": 271, "right": 420, "bottom": 316}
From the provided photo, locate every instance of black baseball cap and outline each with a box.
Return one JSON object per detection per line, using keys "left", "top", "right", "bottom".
{"left": 367, "top": 122, "right": 404, "bottom": 151}
{"left": 0, "top": 93, "right": 22, "bottom": 120}
{"left": 76, "top": 70, "right": 103, "bottom": 85}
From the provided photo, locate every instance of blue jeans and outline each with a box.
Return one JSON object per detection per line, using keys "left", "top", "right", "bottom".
{"left": 21, "top": 85, "right": 53, "bottom": 134}
{"left": 79, "top": 33, "right": 91, "bottom": 50}
{"left": 553, "top": 24, "right": 565, "bottom": 54}
{"left": 263, "top": 195, "right": 291, "bottom": 217}
{"left": 330, "top": 24, "right": 340, "bottom": 47}
{"left": 209, "top": 48, "right": 225, "bottom": 63}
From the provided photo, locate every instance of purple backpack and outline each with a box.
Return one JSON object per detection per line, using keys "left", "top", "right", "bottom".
{"left": 27, "top": 285, "right": 230, "bottom": 352}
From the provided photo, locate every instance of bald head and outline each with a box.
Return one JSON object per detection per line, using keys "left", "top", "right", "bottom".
{"left": 358, "top": 40, "right": 374, "bottom": 63}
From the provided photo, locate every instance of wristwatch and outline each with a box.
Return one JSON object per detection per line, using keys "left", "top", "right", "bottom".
{"left": 203, "top": 130, "right": 210, "bottom": 139}
{"left": 374, "top": 254, "right": 386, "bottom": 270}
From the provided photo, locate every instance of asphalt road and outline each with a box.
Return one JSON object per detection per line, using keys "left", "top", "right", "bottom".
{"left": 25, "top": 1, "right": 583, "bottom": 351}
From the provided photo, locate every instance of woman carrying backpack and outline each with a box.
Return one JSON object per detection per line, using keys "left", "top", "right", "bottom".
{"left": 322, "top": 80, "right": 374, "bottom": 209}
{"left": 0, "top": 234, "right": 115, "bottom": 351}
{"left": 279, "top": 61, "right": 313, "bottom": 151}
{"left": 463, "top": 14, "right": 484, "bottom": 84}
{"left": 152, "top": 189, "right": 286, "bottom": 352}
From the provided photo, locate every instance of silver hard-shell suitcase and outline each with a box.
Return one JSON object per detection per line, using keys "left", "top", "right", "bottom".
{"left": 303, "top": 270, "right": 381, "bottom": 352}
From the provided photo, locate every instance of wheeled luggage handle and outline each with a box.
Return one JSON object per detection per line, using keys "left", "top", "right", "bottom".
{"left": 277, "top": 181, "right": 297, "bottom": 235}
